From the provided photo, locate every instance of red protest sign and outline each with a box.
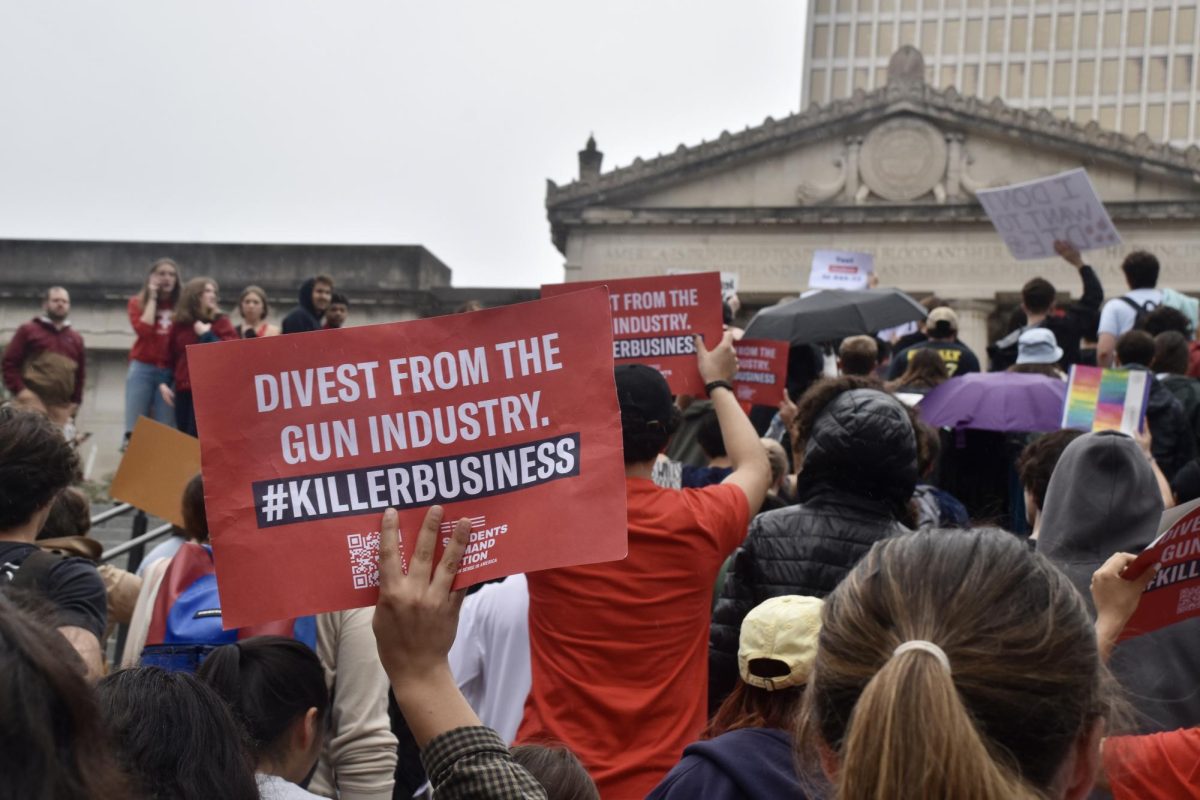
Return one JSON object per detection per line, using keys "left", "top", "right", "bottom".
{"left": 188, "top": 289, "right": 628, "bottom": 628}
{"left": 733, "top": 339, "right": 789, "bottom": 407}
{"left": 541, "top": 273, "right": 723, "bottom": 395}
{"left": 1119, "top": 499, "right": 1200, "bottom": 641}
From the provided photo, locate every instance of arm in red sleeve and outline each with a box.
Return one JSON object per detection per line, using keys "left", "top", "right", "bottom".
{"left": 196, "top": 316, "right": 237, "bottom": 345}
{"left": 2, "top": 326, "right": 29, "bottom": 394}
{"left": 1104, "top": 728, "right": 1200, "bottom": 799}
{"left": 127, "top": 297, "right": 156, "bottom": 337}
{"left": 212, "top": 315, "right": 238, "bottom": 342}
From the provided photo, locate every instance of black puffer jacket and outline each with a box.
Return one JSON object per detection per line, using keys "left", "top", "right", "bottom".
{"left": 708, "top": 389, "right": 917, "bottom": 710}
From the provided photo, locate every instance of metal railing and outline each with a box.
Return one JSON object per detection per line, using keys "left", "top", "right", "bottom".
{"left": 88, "top": 502, "right": 177, "bottom": 668}
{"left": 90, "top": 502, "right": 134, "bottom": 526}
{"left": 100, "top": 522, "right": 174, "bottom": 563}
{"left": 90, "top": 502, "right": 174, "bottom": 570}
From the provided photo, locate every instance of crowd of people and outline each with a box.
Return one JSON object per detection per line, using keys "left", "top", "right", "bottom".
{"left": 2, "top": 243, "right": 1200, "bottom": 800}
{"left": 1, "top": 265, "right": 352, "bottom": 444}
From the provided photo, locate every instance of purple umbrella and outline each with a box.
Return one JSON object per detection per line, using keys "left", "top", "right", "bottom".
{"left": 918, "top": 372, "right": 1067, "bottom": 433}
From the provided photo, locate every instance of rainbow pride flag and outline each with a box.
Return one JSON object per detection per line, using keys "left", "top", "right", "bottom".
{"left": 1061, "top": 365, "right": 1150, "bottom": 434}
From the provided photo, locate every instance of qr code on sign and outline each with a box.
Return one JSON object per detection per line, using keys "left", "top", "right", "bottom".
{"left": 1177, "top": 586, "right": 1200, "bottom": 615}
{"left": 347, "top": 532, "right": 380, "bottom": 590}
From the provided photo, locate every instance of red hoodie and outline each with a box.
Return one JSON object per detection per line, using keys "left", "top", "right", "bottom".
{"left": 2, "top": 317, "right": 86, "bottom": 404}
{"left": 127, "top": 296, "right": 175, "bottom": 364}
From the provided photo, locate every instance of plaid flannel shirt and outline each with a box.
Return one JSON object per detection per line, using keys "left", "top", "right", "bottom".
{"left": 422, "top": 726, "right": 547, "bottom": 800}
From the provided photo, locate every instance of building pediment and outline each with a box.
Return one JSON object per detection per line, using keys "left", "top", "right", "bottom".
{"left": 547, "top": 47, "right": 1200, "bottom": 252}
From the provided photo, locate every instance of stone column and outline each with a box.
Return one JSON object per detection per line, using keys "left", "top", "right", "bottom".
{"left": 952, "top": 299, "right": 995, "bottom": 366}
{"left": 844, "top": 136, "right": 862, "bottom": 200}
{"left": 563, "top": 236, "right": 587, "bottom": 280}
{"left": 945, "top": 133, "right": 964, "bottom": 200}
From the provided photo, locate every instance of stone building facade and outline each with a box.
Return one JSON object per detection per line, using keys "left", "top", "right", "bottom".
{"left": 0, "top": 238, "right": 537, "bottom": 479}
{"left": 547, "top": 47, "right": 1200, "bottom": 362}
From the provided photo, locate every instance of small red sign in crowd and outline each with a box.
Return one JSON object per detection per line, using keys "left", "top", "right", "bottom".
{"left": 732, "top": 339, "right": 789, "bottom": 408}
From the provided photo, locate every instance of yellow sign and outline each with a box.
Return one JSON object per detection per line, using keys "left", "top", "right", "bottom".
{"left": 110, "top": 417, "right": 201, "bottom": 528}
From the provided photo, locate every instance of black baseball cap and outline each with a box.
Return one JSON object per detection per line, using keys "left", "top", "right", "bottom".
{"left": 614, "top": 364, "right": 673, "bottom": 427}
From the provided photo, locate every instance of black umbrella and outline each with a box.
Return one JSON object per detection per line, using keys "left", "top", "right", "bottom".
{"left": 743, "top": 288, "right": 928, "bottom": 345}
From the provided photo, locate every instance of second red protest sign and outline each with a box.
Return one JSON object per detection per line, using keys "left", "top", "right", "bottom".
{"left": 189, "top": 288, "right": 628, "bottom": 628}
{"left": 541, "top": 272, "right": 724, "bottom": 396}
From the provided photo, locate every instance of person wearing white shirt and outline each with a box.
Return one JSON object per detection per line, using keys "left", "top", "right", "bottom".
{"left": 447, "top": 574, "right": 531, "bottom": 743}
{"left": 1096, "top": 250, "right": 1162, "bottom": 367}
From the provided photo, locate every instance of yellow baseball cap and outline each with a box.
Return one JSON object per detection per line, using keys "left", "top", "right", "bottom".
{"left": 738, "top": 595, "right": 824, "bottom": 691}
{"left": 927, "top": 306, "right": 958, "bottom": 330}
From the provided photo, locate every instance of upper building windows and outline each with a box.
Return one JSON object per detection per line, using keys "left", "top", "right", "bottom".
{"left": 802, "top": 0, "right": 1200, "bottom": 142}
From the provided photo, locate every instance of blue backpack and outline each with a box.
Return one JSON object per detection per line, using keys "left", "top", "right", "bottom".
{"left": 140, "top": 542, "right": 316, "bottom": 672}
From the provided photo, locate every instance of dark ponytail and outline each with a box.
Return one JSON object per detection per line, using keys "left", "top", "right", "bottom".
{"left": 197, "top": 636, "right": 328, "bottom": 765}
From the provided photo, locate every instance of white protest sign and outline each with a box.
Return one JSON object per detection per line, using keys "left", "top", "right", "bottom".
{"left": 976, "top": 168, "right": 1122, "bottom": 261}
{"left": 808, "top": 250, "right": 874, "bottom": 290}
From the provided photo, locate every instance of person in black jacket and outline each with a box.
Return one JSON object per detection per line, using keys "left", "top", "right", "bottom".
{"left": 1115, "top": 330, "right": 1196, "bottom": 481}
{"left": 1153, "top": 331, "right": 1200, "bottom": 457}
{"left": 708, "top": 376, "right": 918, "bottom": 710}
{"left": 989, "top": 239, "right": 1104, "bottom": 371}
{"left": 281, "top": 275, "right": 334, "bottom": 334}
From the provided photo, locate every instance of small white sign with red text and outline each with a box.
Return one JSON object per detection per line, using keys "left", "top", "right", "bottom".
{"left": 809, "top": 250, "right": 874, "bottom": 290}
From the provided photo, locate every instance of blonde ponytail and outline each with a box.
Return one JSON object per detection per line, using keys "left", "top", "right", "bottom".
{"left": 837, "top": 650, "right": 1035, "bottom": 800}
{"left": 801, "top": 529, "right": 1111, "bottom": 800}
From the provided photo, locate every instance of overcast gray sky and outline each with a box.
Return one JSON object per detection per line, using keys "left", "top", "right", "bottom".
{"left": 0, "top": 1, "right": 807, "bottom": 288}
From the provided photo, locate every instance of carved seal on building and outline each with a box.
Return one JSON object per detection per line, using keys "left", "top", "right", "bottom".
{"left": 859, "top": 117, "right": 947, "bottom": 201}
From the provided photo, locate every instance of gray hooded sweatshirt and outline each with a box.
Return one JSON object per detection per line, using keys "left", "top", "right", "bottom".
{"left": 1039, "top": 431, "right": 1200, "bottom": 732}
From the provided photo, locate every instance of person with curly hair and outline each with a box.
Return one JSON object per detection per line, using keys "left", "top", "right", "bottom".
{"left": 0, "top": 407, "right": 105, "bottom": 678}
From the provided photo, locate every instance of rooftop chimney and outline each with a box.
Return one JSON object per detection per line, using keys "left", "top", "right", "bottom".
{"left": 578, "top": 134, "right": 603, "bottom": 182}
{"left": 887, "top": 45, "right": 926, "bottom": 88}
